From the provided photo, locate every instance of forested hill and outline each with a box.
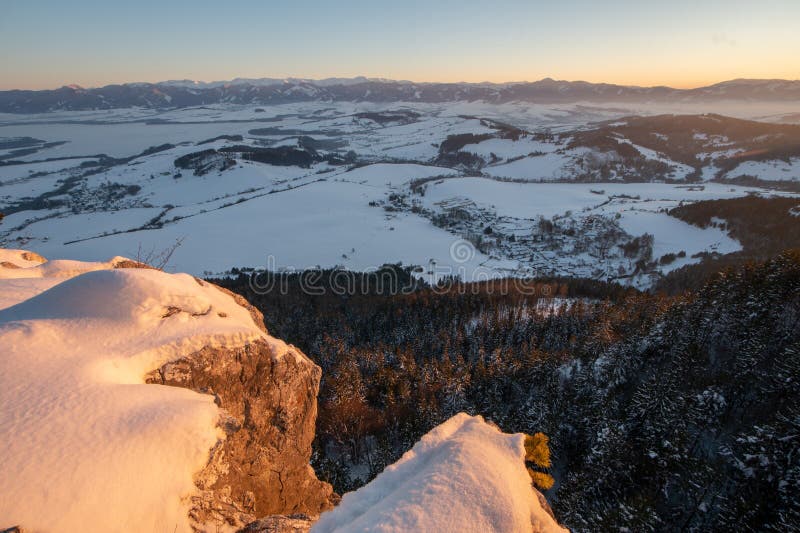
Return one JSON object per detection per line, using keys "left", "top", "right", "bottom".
{"left": 215, "top": 250, "right": 800, "bottom": 531}
{"left": 552, "top": 250, "right": 800, "bottom": 530}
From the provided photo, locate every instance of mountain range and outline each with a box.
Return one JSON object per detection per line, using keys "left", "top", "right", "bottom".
{"left": 1, "top": 78, "right": 799, "bottom": 113}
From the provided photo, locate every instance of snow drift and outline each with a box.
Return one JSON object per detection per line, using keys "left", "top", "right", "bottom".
{"left": 312, "top": 413, "right": 566, "bottom": 533}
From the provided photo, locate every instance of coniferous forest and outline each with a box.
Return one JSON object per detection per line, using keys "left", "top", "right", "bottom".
{"left": 214, "top": 249, "right": 800, "bottom": 532}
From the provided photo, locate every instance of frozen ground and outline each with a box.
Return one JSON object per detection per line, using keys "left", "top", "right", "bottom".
{"left": 1, "top": 102, "right": 797, "bottom": 286}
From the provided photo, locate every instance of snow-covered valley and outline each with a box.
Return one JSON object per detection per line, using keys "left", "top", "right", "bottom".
{"left": 1, "top": 100, "right": 798, "bottom": 287}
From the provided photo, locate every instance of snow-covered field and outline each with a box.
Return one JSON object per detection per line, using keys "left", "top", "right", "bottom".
{"left": 724, "top": 157, "right": 800, "bottom": 182}
{"left": 1, "top": 102, "right": 797, "bottom": 286}
{"left": 483, "top": 150, "right": 587, "bottom": 181}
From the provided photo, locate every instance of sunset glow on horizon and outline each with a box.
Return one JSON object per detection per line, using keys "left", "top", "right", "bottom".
{"left": 2, "top": 0, "right": 798, "bottom": 90}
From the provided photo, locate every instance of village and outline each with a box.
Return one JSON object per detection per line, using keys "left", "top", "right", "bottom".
{"left": 377, "top": 185, "right": 658, "bottom": 284}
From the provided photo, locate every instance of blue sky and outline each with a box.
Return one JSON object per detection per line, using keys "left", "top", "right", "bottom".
{"left": 1, "top": 0, "right": 798, "bottom": 89}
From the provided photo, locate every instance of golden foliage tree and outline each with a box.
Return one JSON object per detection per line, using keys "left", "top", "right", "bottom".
{"left": 524, "top": 432, "right": 555, "bottom": 490}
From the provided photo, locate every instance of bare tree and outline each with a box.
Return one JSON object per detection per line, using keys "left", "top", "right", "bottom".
{"left": 134, "top": 237, "right": 185, "bottom": 271}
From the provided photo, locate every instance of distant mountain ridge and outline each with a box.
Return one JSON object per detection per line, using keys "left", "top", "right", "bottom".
{"left": 0, "top": 77, "right": 799, "bottom": 113}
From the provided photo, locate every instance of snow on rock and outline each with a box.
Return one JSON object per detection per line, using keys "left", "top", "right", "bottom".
{"left": 0, "top": 250, "right": 62, "bottom": 309}
{"left": 0, "top": 251, "right": 333, "bottom": 532}
{"left": 0, "top": 248, "right": 47, "bottom": 268}
{"left": 0, "top": 252, "right": 153, "bottom": 312}
{"left": 312, "top": 413, "right": 566, "bottom": 533}
{"left": 0, "top": 251, "right": 137, "bottom": 280}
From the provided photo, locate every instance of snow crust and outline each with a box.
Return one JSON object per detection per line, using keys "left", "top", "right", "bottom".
{"left": 312, "top": 413, "right": 566, "bottom": 533}
{"left": 0, "top": 252, "right": 274, "bottom": 532}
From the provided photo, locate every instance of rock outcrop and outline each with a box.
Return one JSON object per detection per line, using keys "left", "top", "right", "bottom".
{"left": 145, "top": 277, "right": 336, "bottom": 529}
{"left": 132, "top": 270, "right": 337, "bottom": 529}
{"left": 146, "top": 334, "right": 336, "bottom": 529}
{"left": 0, "top": 250, "right": 335, "bottom": 532}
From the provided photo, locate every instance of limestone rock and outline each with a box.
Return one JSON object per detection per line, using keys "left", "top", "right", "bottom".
{"left": 146, "top": 301, "right": 335, "bottom": 530}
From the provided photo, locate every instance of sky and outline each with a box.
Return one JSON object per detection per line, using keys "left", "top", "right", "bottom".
{"left": 1, "top": 0, "right": 798, "bottom": 90}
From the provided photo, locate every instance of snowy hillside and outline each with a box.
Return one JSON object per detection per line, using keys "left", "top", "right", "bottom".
{"left": 312, "top": 413, "right": 566, "bottom": 533}
{"left": 0, "top": 252, "right": 289, "bottom": 532}
{"left": 1, "top": 103, "right": 798, "bottom": 287}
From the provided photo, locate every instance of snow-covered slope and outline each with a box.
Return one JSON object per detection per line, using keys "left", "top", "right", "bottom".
{"left": 0, "top": 253, "right": 285, "bottom": 532}
{"left": 312, "top": 413, "right": 566, "bottom": 533}
{"left": 724, "top": 157, "right": 800, "bottom": 182}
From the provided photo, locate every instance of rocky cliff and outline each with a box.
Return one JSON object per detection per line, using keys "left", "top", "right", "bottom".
{"left": 145, "top": 291, "right": 336, "bottom": 528}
